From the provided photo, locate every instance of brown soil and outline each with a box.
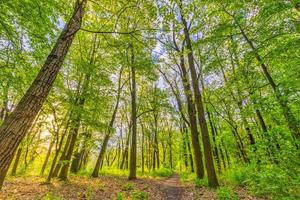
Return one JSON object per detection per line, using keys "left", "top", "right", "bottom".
{"left": 0, "top": 174, "right": 264, "bottom": 200}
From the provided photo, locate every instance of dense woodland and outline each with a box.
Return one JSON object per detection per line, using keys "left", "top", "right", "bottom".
{"left": 0, "top": 0, "right": 299, "bottom": 199}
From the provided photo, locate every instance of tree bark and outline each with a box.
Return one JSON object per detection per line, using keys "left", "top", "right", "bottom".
{"left": 10, "top": 148, "right": 22, "bottom": 176}
{"left": 0, "top": 0, "right": 87, "bottom": 189}
{"left": 234, "top": 16, "right": 300, "bottom": 139}
{"left": 178, "top": 54, "right": 204, "bottom": 178}
{"left": 129, "top": 46, "right": 137, "bottom": 180}
{"left": 92, "top": 68, "right": 123, "bottom": 177}
{"left": 40, "top": 139, "right": 54, "bottom": 176}
{"left": 180, "top": 13, "right": 219, "bottom": 187}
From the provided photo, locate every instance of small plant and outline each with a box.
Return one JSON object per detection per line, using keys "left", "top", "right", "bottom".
{"left": 193, "top": 177, "right": 207, "bottom": 187}
{"left": 41, "top": 192, "right": 62, "bottom": 200}
{"left": 151, "top": 168, "right": 173, "bottom": 177}
{"left": 85, "top": 186, "right": 94, "bottom": 200}
{"left": 217, "top": 187, "right": 238, "bottom": 200}
{"left": 98, "top": 183, "right": 107, "bottom": 191}
{"left": 131, "top": 190, "right": 149, "bottom": 200}
{"left": 122, "top": 182, "right": 135, "bottom": 191}
{"left": 115, "top": 192, "right": 125, "bottom": 200}
{"left": 142, "top": 184, "right": 150, "bottom": 190}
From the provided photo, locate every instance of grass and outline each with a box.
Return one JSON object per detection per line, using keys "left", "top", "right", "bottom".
{"left": 216, "top": 187, "right": 238, "bottom": 200}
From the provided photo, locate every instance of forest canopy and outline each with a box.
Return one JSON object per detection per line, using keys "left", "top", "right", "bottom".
{"left": 0, "top": 0, "right": 299, "bottom": 199}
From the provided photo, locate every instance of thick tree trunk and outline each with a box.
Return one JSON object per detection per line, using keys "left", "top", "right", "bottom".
{"left": 129, "top": 47, "right": 137, "bottom": 180}
{"left": 0, "top": 0, "right": 86, "bottom": 189}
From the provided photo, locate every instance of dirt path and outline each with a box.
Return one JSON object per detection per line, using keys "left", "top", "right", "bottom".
{"left": 158, "top": 173, "right": 185, "bottom": 200}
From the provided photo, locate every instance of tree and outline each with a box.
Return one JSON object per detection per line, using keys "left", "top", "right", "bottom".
{"left": 0, "top": 0, "right": 87, "bottom": 189}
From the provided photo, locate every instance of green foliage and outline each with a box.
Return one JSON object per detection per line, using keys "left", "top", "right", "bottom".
{"left": 150, "top": 168, "right": 173, "bottom": 178}
{"left": 41, "top": 192, "right": 62, "bottom": 200}
{"left": 85, "top": 186, "right": 94, "bottom": 200}
{"left": 98, "top": 183, "right": 107, "bottom": 192}
{"left": 222, "top": 164, "right": 300, "bottom": 200}
{"left": 245, "top": 165, "right": 300, "bottom": 199}
{"left": 131, "top": 190, "right": 149, "bottom": 200}
{"left": 122, "top": 182, "right": 135, "bottom": 191}
{"left": 178, "top": 172, "right": 196, "bottom": 183}
{"left": 194, "top": 177, "right": 208, "bottom": 188}
{"left": 223, "top": 166, "right": 248, "bottom": 187}
{"left": 216, "top": 187, "right": 238, "bottom": 200}
{"left": 115, "top": 192, "right": 125, "bottom": 200}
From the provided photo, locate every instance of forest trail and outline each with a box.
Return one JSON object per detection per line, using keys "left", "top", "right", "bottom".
{"left": 157, "top": 173, "right": 184, "bottom": 200}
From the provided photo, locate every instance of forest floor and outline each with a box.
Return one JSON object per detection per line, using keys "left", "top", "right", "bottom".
{"left": 0, "top": 174, "right": 264, "bottom": 200}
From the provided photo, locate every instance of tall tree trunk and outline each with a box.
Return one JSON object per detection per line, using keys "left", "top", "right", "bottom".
{"left": 40, "top": 139, "right": 54, "bottom": 176}
{"left": 52, "top": 129, "right": 72, "bottom": 178}
{"left": 207, "top": 111, "right": 221, "bottom": 172}
{"left": 179, "top": 54, "right": 204, "bottom": 178}
{"left": 92, "top": 68, "right": 123, "bottom": 177}
{"left": 180, "top": 12, "right": 219, "bottom": 187}
{"left": 58, "top": 73, "right": 90, "bottom": 180}
{"left": 154, "top": 114, "right": 160, "bottom": 169}
{"left": 10, "top": 148, "right": 22, "bottom": 176}
{"left": 231, "top": 15, "right": 300, "bottom": 139}
{"left": 168, "top": 131, "right": 173, "bottom": 169}
{"left": 47, "top": 111, "right": 71, "bottom": 182}
{"left": 120, "top": 127, "right": 131, "bottom": 170}
{"left": 0, "top": 0, "right": 87, "bottom": 189}
{"left": 141, "top": 122, "right": 145, "bottom": 173}
{"left": 129, "top": 46, "right": 137, "bottom": 180}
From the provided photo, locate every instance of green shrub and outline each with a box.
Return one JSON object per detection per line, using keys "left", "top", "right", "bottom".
{"left": 178, "top": 171, "right": 195, "bottom": 182}
{"left": 151, "top": 168, "right": 173, "bottom": 177}
{"left": 115, "top": 192, "right": 125, "bottom": 200}
{"left": 131, "top": 190, "right": 149, "bottom": 200}
{"left": 193, "top": 177, "right": 208, "bottom": 187}
{"left": 216, "top": 187, "right": 238, "bottom": 200}
{"left": 246, "top": 165, "right": 300, "bottom": 199}
{"left": 225, "top": 166, "right": 249, "bottom": 187}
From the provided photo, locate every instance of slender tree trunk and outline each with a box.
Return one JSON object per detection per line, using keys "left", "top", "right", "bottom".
{"left": 234, "top": 18, "right": 300, "bottom": 139}
{"left": 207, "top": 111, "right": 221, "bottom": 172}
{"left": 11, "top": 148, "right": 22, "bottom": 176}
{"left": 58, "top": 72, "right": 90, "bottom": 180}
{"left": 168, "top": 131, "right": 173, "bottom": 169}
{"left": 179, "top": 54, "right": 204, "bottom": 178}
{"left": 40, "top": 139, "right": 54, "bottom": 176}
{"left": 47, "top": 113, "right": 70, "bottom": 182}
{"left": 92, "top": 68, "right": 123, "bottom": 177}
{"left": 154, "top": 114, "right": 160, "bottom": 169}
{"left": 0, "top": 0, "right": 87, "bottom": 189}
{"left": 180, "top": 13, "right": 219, "bottom": 187}
{"left": 141, "top": 122, "right": 145, "bottom": 173}
{"left": 181, "top": 123, "right": 189, "bottom": 170}
{"left": 120, "top": 128, "right": 131, "bottom": 170}
{"left": 52, "top": 129, "right": 72, "bottom": 178}
{"left": 129, "top": 46, "right": 137, "bottom": 180}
